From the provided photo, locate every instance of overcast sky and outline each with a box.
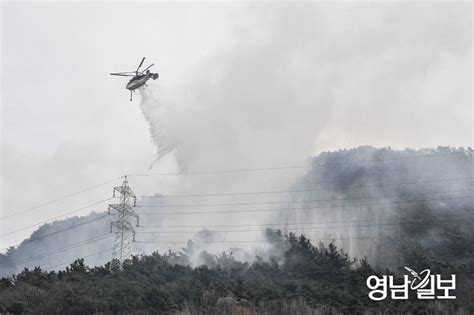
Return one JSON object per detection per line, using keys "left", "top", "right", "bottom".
{"left": 1, "top": 1, "right": 472, "bottom": 249}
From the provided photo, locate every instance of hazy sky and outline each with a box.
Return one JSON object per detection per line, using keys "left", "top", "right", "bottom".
{"left": 1, "top": 1, "right": 472, "bottom": 249}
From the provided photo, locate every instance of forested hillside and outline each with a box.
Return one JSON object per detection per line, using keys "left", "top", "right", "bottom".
{"left": 286, "top": 146, "right": 473, "bottom": 271}
{"left": 1, "top": 230, "right": 472, "bottom": 314}
{"left": 1, "top": 147, "right": 472, "bottom": 313}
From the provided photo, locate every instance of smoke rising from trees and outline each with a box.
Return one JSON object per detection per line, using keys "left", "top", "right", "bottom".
{"left": 1, "top": 2, "right": 471, "bottom": 278}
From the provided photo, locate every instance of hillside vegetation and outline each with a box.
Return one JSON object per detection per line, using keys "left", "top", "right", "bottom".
{"left": 1, "top": 147, "right": 472, "bottom": 313}
{"left": 1, "top": 228, "right": 473, "bottom": 314}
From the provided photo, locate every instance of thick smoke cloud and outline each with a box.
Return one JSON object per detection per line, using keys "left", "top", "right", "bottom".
{"left": 1, "top": 2, "right": 471, "bottom": 273}
{"left": 140, "top": 2, "right": 471, "bottom": 178}
{"left": 135, "top": 2, "right": 471, "bottom": 258}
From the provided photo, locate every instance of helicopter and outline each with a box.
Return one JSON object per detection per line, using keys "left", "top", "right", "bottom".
{"left": 110, "top": 57, "right": 159, "bottom": 101}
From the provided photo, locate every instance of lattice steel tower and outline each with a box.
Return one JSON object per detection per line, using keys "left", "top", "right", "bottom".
{"left": 108, "top": 175, "right": 139, "bottom": 268}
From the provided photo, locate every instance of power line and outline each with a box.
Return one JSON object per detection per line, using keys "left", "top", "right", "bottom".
{"left": 0, "top": 214, "right": 110, "bottom": 252}
{"left": 3, "top": 216, "right": 473, "bottom": 271}
{"left": 138, "top": 176, "right": 473, "bottom": 198}
{"left": 0, "top": 176, "right": 123, "bottom": 221}
{"left": 6, "top": 208, "right": 470, "bottom": 270}
{"left": 138, "top": 195, "right": 474, "bottom": 216}
{"left": 139, "top": 210, "right": 474, "bottom": 229}
{"left": 0, "top": 198, "right": 112, "bottom": 238}
{"left": 1, "top": 178, "right": 470, "bottom": 257}
{"left": 135, "top": 230, "right": 464, "bottom": 245}
{"left": 45, "top": 248, "right": 114, "bottom": 271}
{"left": 136, "top": 216, "right": 474, "bottom": 235}
{"left": 9, "top": 220, "right": 466, "bottom": 270}
{"left": 0, "top": 233, "right": 112, "bottom": 271}
{"left": 3, "top": 152, "right": 468, "bottom": 220}
{"left": 0, "top": 177, "right": 473, "bottom": 244}
{"left": 3, "top": 178, "right": 468, "bottom": 242}
{"left": 127, "top": 151, "right": 469, "bottom": 177}
{"left": 136, "top": 188, "right": 472, "bottom": 208}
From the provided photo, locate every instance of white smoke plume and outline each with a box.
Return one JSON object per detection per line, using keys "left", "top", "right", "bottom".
{"left": 133, "top": 2, "right": 471, "bottom": 262}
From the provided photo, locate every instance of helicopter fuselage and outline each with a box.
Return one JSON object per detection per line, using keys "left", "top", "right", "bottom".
{"left": 126, "top": 72, "right": 158, "bottom": 91}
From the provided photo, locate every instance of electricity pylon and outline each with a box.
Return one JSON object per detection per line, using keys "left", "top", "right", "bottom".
{"left": 108, "top": 175, "right": 139, "bottom": 269}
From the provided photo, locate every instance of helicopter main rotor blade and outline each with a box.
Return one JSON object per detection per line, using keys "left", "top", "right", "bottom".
{"left": 136, "top": 57, "right": 145, "bottom": 73}
{"left": 110, "top": 73, "right": 135, "bottom": 77}
{"left": 140, "top": 63, "right": 154, "bottom": 73}
{"left": 110, "top": 71, "right": 136, "bottom": 74}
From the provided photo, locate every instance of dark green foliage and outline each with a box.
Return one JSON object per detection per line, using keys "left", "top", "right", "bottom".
{"left": 0, "top": 231, "right": 472, "bottom": 314}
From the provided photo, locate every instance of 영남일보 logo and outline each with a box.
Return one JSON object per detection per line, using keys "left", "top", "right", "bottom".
{"left": 366, "top": 267, "right": 456, "bottom": 301}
